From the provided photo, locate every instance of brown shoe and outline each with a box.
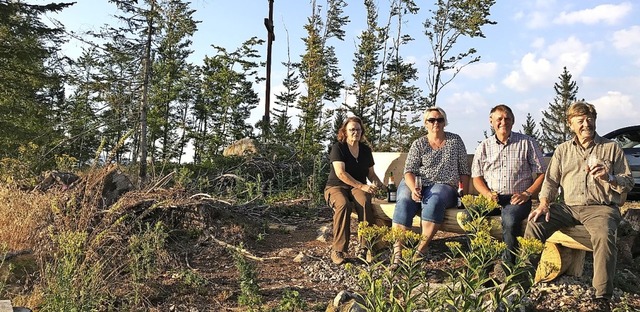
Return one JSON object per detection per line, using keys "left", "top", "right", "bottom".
{"left": 331, "top": 250, "right": 346, "bottom": 265}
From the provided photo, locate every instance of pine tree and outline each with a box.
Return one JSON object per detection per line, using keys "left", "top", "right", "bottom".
{"left": 349, "top": 0, "right": 383, "bottom": 143}
{"left": 0, "top": 1, "right": 72, "bottom": 160}
{"left": 378, "top": 0, "right": 423, "bottom": 152}
{"left": 148, "top": 0, "right": 198, "bottom": 163}
{"left": 297, "top": 0, "right": 348, "bottom": 157}
{"left": 522, "top": 113, "right": 540, "bottom": 143}
{"left": 270, "top": 32, "right": 300, "bottom": 148}
{"left": 540, "top": 67, "right": 579, "bottom": 152}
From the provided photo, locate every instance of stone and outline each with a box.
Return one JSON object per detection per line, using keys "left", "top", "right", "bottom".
{"left": 316, "top": 224, "right": 332, "bottom": 242}
{"left": 293, "top": 252, "right": 307, "bottom": 263}
{"left": 222, "top": 138, "right": 259, "bottom": 157}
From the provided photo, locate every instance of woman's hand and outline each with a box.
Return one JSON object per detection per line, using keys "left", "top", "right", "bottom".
{"left": 360, "top": 184, "right": 378, "bottom": 194}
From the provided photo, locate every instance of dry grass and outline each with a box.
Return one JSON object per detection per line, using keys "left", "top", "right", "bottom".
{"left": 0, "top": 186, "right": 54, "bottom": 251}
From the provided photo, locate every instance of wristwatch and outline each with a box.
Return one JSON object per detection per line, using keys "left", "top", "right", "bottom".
{"left": 522, "top": 190, "right": 532, "bottom": 197}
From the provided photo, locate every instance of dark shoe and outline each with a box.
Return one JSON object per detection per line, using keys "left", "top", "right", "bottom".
{"left": 331, "top": 250, "right": 346, "bottom": 265}
{"left": 591, "top": 296, "right": 611, "bottom": 312}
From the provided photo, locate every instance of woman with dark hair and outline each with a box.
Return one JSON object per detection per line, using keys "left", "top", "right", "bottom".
{"left": 324, "top": 116, "right": 385, "bottom": 265}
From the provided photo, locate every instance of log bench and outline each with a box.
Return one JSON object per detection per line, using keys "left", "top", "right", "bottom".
{"left": 367, "top": 152, "right": 594, "bottom": 283}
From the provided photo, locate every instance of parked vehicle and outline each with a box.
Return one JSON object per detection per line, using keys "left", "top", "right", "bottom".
{"left": 603, "top": 125, "right": 640, "bottom": 199}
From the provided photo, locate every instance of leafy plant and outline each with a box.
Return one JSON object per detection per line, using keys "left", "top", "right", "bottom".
{"left": 232, "top": 244, "right": 263, "bottom": 309}
{"left": 350, "top": 195, "right": 544, "bottom": 311}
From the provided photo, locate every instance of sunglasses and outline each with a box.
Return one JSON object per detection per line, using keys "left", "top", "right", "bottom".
{"left": 426, "top": 118, "right": 445, "bottom": 124}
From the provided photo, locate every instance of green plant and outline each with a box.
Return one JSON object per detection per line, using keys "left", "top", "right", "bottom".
{"left": 128, "top": 222, "right": 168, "bottom": 282}
{"left": 348, "top": 222, "right": 433, "bottom": 311}
{"left": 55, "top": 154, "right": 78, "bottom": 172}
{"left": 0, "top": 243, "right": 10, "bottom": 297}
{"left": 269, "top": 289, "right": 307, "bottom": 312}
{"left": 232, "top": 243, "right": 262, "bottom": 309}
{"left": 41, "top": 230, "right": 108, "bottom": 311}
{"left": 350, "top": 196, "right": 545, "bottom": 312}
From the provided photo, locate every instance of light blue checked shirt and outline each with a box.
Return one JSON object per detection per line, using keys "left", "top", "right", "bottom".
{"left": 471, "top": 132, "right": 546, "bottom": 195}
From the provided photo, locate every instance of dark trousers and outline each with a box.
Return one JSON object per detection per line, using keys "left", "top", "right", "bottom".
{"left": 487, "top": 194, "right": 532, "bottom": 265}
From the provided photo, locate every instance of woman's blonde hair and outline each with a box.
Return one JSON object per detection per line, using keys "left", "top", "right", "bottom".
{"left": 423, "top": 106, "right": 449, "bottom": 127}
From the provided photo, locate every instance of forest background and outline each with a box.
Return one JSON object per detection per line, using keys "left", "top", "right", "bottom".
{"left": 2, "top": 0, "right": 640, "bottom": 180}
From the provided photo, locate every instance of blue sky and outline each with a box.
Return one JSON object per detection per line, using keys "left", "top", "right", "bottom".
{"left": 44, "top": 0, "right": 640, "bottom": 153}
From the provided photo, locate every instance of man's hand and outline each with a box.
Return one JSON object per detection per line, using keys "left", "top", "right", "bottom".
{"left": 510, "top": 192, "right": 530, "bottom": 205}
{"left": 587, "top": 163, "right": 610, "bottom": 181}
{"left": 528, "top": 204, "right": 550, "bottom": 222}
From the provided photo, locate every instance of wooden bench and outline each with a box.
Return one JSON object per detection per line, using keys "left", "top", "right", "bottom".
{"left": 369, "top": 152, "right": 593, "bottom": 282}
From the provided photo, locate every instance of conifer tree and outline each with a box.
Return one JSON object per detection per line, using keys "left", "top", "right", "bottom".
{"left": 0, "top": 1, "right": 72, "bottom": 160}
{"left": 297, "top": 0, "right": 348, "bottom": 157}
{"left": 540, "top": 67, "right": 579, "bottom": 152}
{"left": 350, "top": 0, "right": 383, "bottom": 144}
{"left": 270, "top": 32, "right": 300, "bottom": 148}
{"left": 522, "top": 113, "right": 540, "bottom": 143}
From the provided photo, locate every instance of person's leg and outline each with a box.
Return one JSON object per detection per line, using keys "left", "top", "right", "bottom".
{"left": 391, "top": 179, "right": 420, "bottom": 264}
{"left": 574, "top": 205, "right": 621, "bottom": 299}
{"left": 416, "top": 183, "right": 457, "bottom": 254}
{"left": 500, "top": 199, "right": 532, "bottom": 265}
{"left": 324, "top": 186, "right": 353, "bottom": 253}
{"left": 351, "top": 187, "right": 375, "bottom": 226}
{"left": 523, "top": 202, "right": 578, "bottom": 242}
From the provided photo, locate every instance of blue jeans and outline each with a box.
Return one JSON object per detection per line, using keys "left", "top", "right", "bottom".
{"left": 392, "top": 179, "right": 457, "bottom": 226}
{"left": 487, "top": 194, "right": 532, "bottom": 265}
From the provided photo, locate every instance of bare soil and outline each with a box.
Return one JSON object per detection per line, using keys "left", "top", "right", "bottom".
{"left": 156, "top": 201, "right": 640, "bottom": 312}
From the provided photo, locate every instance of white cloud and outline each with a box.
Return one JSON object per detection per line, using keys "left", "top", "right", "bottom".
{"left": 460, "top": 62, "right": 497, "bottom": 79}
{"left": 526, "top": 11, "right": 551, "bottom": 29}
{"left": 502, "top": 37, "right": 590, "bottom": 92}
{"left": 611, "top": 26, "right": 640, "bottom": 66}
{"left": 590, "top": 91, "right": 640, "bottom": 133}
{"left": 553, "top": 2, "right": 632, "bottom": 25}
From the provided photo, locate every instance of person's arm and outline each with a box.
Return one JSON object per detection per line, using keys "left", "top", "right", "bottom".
{"left": 333, "top": 161, "right": 377, "bottom": 193}
{"left": 367, "top": 166, "right": 384, "bottom": 189}
{"left": 404, "top": 171, "right": 420, "bottom": 201}
{"left": 472, "top": 176, "right": 497, "bottom": 201}
{"left": 511, "top": 172, "right": 545, "bottom": 205}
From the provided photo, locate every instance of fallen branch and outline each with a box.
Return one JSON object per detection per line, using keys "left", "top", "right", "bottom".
{"left": 210, "top": 236, "right": 281, "bottom": 261}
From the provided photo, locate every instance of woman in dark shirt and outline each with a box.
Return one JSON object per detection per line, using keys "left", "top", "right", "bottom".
{"left": 324, "top": 116, "right": 385, "bottom": 265}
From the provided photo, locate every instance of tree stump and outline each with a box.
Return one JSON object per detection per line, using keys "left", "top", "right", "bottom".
{"left": 535, "top": 242, "right": 586, "bottom": 283}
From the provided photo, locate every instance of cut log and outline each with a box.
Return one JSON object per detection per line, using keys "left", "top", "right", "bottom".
{"left": 535, "top": 242, "right": 586, "bottom": 283}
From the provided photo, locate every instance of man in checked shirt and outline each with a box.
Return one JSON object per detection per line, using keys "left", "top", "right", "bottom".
{"left": 471, "top": 104, "right": 546, "bottom": 266}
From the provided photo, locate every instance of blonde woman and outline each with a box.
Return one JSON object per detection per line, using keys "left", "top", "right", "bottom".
{"left": 391, "top": 107, "right": 470, "bottom": 267}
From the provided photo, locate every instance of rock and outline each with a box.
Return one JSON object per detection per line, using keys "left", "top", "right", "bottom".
{"left": 293, "top": 252, "right": 307, "bottom": 263}
{"left": 222, "top": 138, "right": 259, "bottom": 157}
{"left": 101, "top": 169, "right": 133, "bottom": 207}
{"left": 316, "top": 224, "right": 332, "bottom": 242}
